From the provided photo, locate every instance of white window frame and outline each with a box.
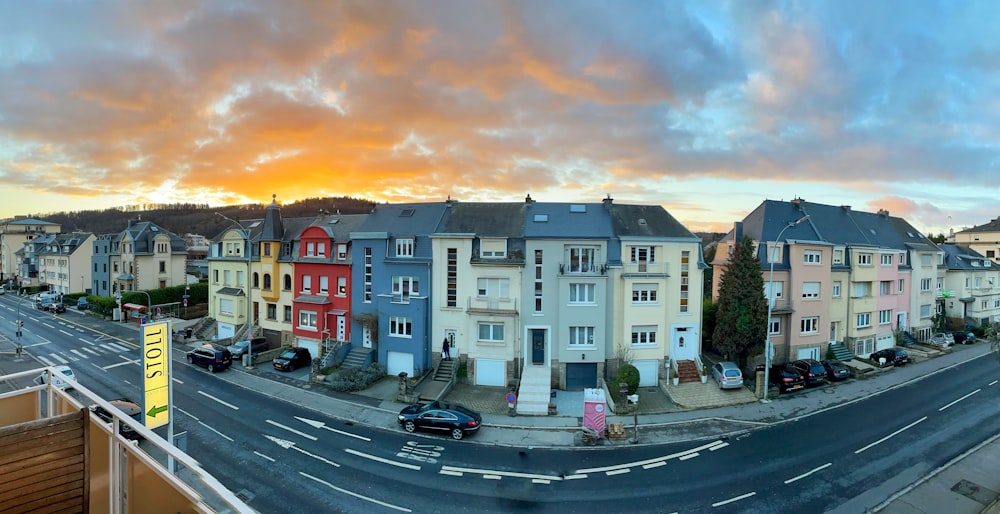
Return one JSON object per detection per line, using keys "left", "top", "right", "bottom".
{"left": 337, "top": 243, "right": 348, "bottom": 260}
{"left": 632, "top": 284, "right": 658, "bottom": 304}
{"left": 879, "top": 309, "right": 892, "bottom": 325}
{"left": 477, "top": 277, "right": 509, "bottom": 299}
{"left": 832, "top": 281, "right": 841, "bottom": 298}
{"left": 801, "top": 317, "right": 819, "bottom": 334}
{"left": 569, "top": 283, "right": 596, "bottom": 304}
{"left": 389, "top": 316, "right": 412, "bottom": 337}
{"left": 856, "top": 312, "right": 872, "bottom": 328}
{"left": 567, "top": 246, "right": 596, "bottom": 273}
{"left": 880, "top": 281, "right": 891, "bottom": 296}
{"left": 920, "top": 304, "right": 932, "bottom": 318}
{"left": 630, "top": 325, "right": 657, "bottom": 346}
{"left": 568, "top": 326, "right": 595, "bottom": 347}
{"left": 768, "top": 317, "right": 781, "bottom": 335}
{"left": 803, "top": 250, "right": 822, "bottom": 264}
{"left": 306, "top": 242, "right": 316, "bottom": 257}
{"left": 337, "top": 276, "right": 347, "bottom": 296}
{"left": 396, "top": 238, "right": 414, "bottom": 257}
{"left": 920, "top": 278, "right": 932, "bottom": 292}
{"left": 302, "top": 275, "right": 312, "bottom": 294}
{"left": 298, "top": 310, "right": 318, "bottom": 330}
{"left": 881, "top": 254, "right": 893, "bottom": 266}
{"left": 392, "top": 276, "right": 419, "bottom": 299}
{"left": 802, "top": 282, "right": 820, "bottom": 300}
{"left": 319, "top": 276, "right": 329, "bottom": 295}
{"left": 478, "top": 322, "right": 504, "bottom": 343}
{"left": 858, "top": 253, "right": 872, "bottom": 265}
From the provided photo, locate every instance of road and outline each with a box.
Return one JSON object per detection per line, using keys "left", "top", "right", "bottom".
{"left": 2, "top": 293, "right": 999, "bottom": 513}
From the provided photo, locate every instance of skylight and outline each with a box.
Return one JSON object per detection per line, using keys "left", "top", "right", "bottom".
{"left": 570, "top": 204, "right": 586, "bottom": 213}
{"left": 533, "top": 214, "right": 549, "bottom": 222}
{"left": 400, "top": 208, "right": 415, "bottom": 217}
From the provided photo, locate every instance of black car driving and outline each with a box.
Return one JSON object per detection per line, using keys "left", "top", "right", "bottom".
{"left": 398, "top": 401, "right": 483, "bottom": 440}
{"left": 273, "top": 347, "right": 311, "bottom": 372}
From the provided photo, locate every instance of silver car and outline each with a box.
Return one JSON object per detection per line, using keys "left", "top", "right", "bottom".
{"left": 711, "top": 361, "right": 744, "bottom": 390}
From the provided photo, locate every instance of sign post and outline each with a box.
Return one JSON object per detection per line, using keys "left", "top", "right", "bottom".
{"left": 506, "top": 391, "right": 517, "bottom": 417}
{"left": 142, "top": 321, "right": 171, "bottom": 430}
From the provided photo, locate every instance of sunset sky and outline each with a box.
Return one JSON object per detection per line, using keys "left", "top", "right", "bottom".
{"left": 1, "top": 1, "right": 999, "bottom": 235}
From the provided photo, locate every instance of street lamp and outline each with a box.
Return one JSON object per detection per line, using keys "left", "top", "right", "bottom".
{"left": 216, "top": 213, "right": 254, "bottom": 366}
{"left": 762, "top": 214, "right": 810, "bottom": 403}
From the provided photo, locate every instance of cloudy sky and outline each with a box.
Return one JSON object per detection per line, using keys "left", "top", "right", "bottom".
{"left": 1, "top": 0, "right": 998, "bottom": 235}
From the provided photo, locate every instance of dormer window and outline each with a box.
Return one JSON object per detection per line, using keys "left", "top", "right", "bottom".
{"left": 396, "top": 238, "right": 414, "bottom": 257}
{"left": 480, "top": 238, "right": 507, "bottom": 259}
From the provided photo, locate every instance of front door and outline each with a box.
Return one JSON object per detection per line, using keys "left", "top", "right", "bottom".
{"left": 531, "top": 329, "right": 545, "bottom": 365}
{"left": 362, "top": 326, "right": 373, "bottom": 349}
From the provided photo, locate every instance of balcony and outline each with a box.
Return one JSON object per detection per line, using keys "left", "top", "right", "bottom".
{"left": 622, "top": 261, "right": 668, "bottom": 277}
{"left": 768, "top": 299, "right": 794, "bottom": 313}
{"left": 558, "top": 262, "right": 608, "bottom": 276}
{"left": 0, "top": 367, "right": 249, "bottom": 513}
{"left": 466, "top": 296, "right": 518, "bottom": 316}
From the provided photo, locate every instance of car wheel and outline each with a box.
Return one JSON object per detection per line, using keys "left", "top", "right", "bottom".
{"left": 187, "top": 356, "right": 194, "bottom": 364}
{"left": 288, "top": 364, "right": 295, "bottom": 372}
{"left": 451, "top": 428, "right": 464, "bottom": 440}
{"left": 404, "top": 421, "right": 416, "bottom": 433}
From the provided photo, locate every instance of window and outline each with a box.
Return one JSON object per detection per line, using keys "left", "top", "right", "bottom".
{"left": 852, "top": 282, "right": 870, "bottom": 298}
{"left": 833, "top": 249, "right": 844, "bottom": 265}
{"left": 881, "top": 254, "right": 893, "bottom": 266}
{"left": 298, "top": 310, "right": 318, "bottom": 330}
{"left": 632, "top": 284, "right": 658, "bottom": 303}
{"left": 679, "top": 251, "right": 690, "bottom": 313}
{"left": 364, "top": 248, "right": 372, "bottom": 303}
{"left": 283, "top": 274, "right": 292, "bottom": 291}
{"left": 480, "top": 239, "right": 507, "bottom": 258}
{"left": 631, "top": 325, "right": 657, "bottom": 346}
{"left": 802, "top": 282, "right": 820, "bottom": 299}
{"left": 337, "top": 277, "right": 347, "bottom": 295}
{"left": 284, "top": 305, "right": 292, "bottom": 322}
{"left": 803, "top": 250, "right": 821, "bottom": 264}
{"left": 263, "top": 274, "right": 271, "bottom": 290}
{"left": 478, "top": 322, "right": 504, "bottom": 342}
{"left": 159, "top": 260, "right": 166, "bottom": 272}
{"left": 766, "top": 242, "right": 782, "bottom": 264}
{"left": 880, "top": 281, "right": 891, "bottom": 296}
{"left": 567, "top": 246, "right": 596, "bottom": 273}
{"left": 477, "top": 278, "right": 510, "bottom": 298}
{"left": 306, "top": 242, "right": 316, "bottom": 257}
{"left": 856, "top": 312, "right": 871, "bottom": 328}
{"left": 447, "top": 248, "right": 457, "bottom": 307}
{"left": 568, "top": 326, "right": 595, "bottom": 346}
{"left": 920, "top": 278, "right": 931, "bottom": 292}
{"left": 989, "top": 250, "right": 997, "bottom": 259}
{"left": 319, "top": 276, "right": 329, "bottom": 294}
{"left": 396, "top": 238, "right": 414, "bottom": 257}
{"left": 879, "top": 309, "right": 892, "bottom": 325}
{"left": 764, "top": 281, "right": 784, "bottom": 303}
{"left": 267, "top": 303, "right": 277, "bottom": 320}
{"left": 920, "top": 254, "right": 932, "bottom": 266}
{"left": 801, "top": 317, "right": 819, "bottom": 333}
{"left": 569, "top": 283, "right": 596, "bottom": 303}
{"left": 389, "top": 316, "right": 412, "bottom": 337}
{"left": 219, "top": 298, "right": 233, "bottom": 315}
{"left": 534, "top": 250, "right": 543, "bottom": 313}
{"left": 336, "top": 243, "right": 348, "bottom": 260}
{"left": 858, "top": 253, "right": 872, "bottom": 265}
{"left": 213, "top": 269, "right": 219, "bottom": 284}
{"left": 317, "top": 242, "right": 326, "bottom": 257}
{"left": 832, "top": 281, "right": 841, "bottom": 298}
{"left": 854, "top": 337, "right": 875, "bottom": 356}
{"left": 975, "top": 277, "right": 983, "bottom": 289}
{"left": 920, "top": 304, "right": 932, "bottom": 318}
{"left": 223, "top": 269, "right": 231, "bottom": 285}
{"left": 393, "top": 276, "right": 419, "bottom": 300}
{"left": 768, "top": 317, "right": 781, "bottom": 335}
{"left": 898, "top": 279, "right": 904, "bottom": 293}
{"left": 302, "top": 275, "right": 312, "bottom": 293}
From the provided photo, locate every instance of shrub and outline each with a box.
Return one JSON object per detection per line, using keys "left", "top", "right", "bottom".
{"left": 617, "top": 363, "right": 640, "bottom": 395}
{"left": 328, "top": 363, "right": 387, "bottom": 392}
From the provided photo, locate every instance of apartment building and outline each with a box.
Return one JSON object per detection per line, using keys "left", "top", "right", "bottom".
{"left": 938, "top": 244, "right": 1000, "bottom": 327}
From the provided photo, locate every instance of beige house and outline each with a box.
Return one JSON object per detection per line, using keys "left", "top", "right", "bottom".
{"left": 948, "top": 219, "right": 1000, "bottom": 265}
{"left": 36, "top": 232, "right": 96, "bottom": 295}
{"left": 111, "top": 221, "right": 187, "bottom": 294}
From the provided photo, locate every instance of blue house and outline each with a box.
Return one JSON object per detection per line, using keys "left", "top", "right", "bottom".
{"left": 350, "top": 202, "right": 451, "bottom": 377}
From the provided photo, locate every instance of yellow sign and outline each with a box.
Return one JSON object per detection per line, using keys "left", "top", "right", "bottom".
{"left": 142, "top": 321, "right": 171, "bottom": 429}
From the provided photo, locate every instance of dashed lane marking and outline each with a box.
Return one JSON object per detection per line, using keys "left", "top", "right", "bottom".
{"left": 254, "top": 451, "right": 275, "bottom": 462}
{"left": 266, "top": 419, "right": 318, "bottom": 441}
{"left": 606, "top": 468, "right": 631, "bottom": 476}
{"left": 679, "top": 453, "right": 699, "bottom": 461}
{"left": 37, "top": 355, "right": 54, "bottom": 366}
{"left": 939, "top": 389, "right": 981, "bottom": 411}
{"left": 712, "top": 492, "right": 756, "bottom": 508}
{"left": 439, "top": 465, "right": 566, "bottom": 482}
{"left": 198, "top": 390, "right": 239, "bottom": 410}
{"left": 344, "top": 448, "right": 420, "bottom": 471}
{"left": 855, "top": 417, "right": 927, "bottom": 454}
{"left": 784, "top": 462, "right": 832, "bottom": 484}
{"left": 642, "top": 461, "right": 667, "bottom": 470}
{"left": 574, "top": 439, "right": 725, "bottom": 474}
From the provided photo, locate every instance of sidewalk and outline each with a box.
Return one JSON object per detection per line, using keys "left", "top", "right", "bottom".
{"left": 39, "top": 310, "right": 1000, "bottom": 513}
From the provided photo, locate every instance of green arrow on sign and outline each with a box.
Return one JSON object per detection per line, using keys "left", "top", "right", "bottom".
{"left": 147, "top": 405, "right": 168, "bottom": 418}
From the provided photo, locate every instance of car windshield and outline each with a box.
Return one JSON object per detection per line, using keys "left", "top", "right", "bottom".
{"left": 279, "top": 351, "right": 296, "bottom": 359}
{"left": 60, "top": 369, "right": 74, "bottom": 377}
{"left": 233, "top": 341, "right": 249, "bottom": 348}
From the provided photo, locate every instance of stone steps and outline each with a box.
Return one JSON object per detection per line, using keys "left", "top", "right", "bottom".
{"left": 516, "top": 365, "right": 551, "bottom": 416}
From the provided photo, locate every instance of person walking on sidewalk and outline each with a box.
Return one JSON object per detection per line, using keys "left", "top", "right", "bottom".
{"left": 442, "top": 337, "right": 452, "bottom": 361}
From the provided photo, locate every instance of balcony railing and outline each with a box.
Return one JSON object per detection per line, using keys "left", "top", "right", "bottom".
{"left": 558, "top": 262, "right": 608, "bottom": 276}
{"left": 622, "top": 261, "right": 668, "bottom": 275}
{"left": 0, "top": 367, "right": 250, "bottom": 513}
{"left": 466, "top": 296, "right": 518, "bottom": 315}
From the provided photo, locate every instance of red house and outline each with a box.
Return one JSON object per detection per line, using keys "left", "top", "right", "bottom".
{"left": 291, "top": 214, "right": 369, "bottom": 361}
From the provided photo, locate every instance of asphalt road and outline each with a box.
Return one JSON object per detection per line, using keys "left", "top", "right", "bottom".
{"left": 2, "top": 294, "right": 998, "bottom": 513}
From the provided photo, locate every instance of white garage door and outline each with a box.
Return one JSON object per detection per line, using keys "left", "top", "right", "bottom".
{"left": 387, "top": 351, "right": 414, "bottom": 377}
{"left": 796, "top": 347, "right": 820, "bottom": 360}
{"left": 216, "top": 323, "right": 235, "bottom": 340}
{"left": 296, "top": 339, "right": 320, "bottom": 362}
{"left": 475, "top": 359, "right": 506, "bottom": 386}
{"left": 875, "top": 333, "right": 895, "bottom": 351}
{"left": 632, "top": 360, "right": 659, "bottom": 387}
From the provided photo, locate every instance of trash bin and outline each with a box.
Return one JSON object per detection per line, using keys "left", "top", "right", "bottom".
{"left": 185, "top": 328, "right": 193, "bottom": 339}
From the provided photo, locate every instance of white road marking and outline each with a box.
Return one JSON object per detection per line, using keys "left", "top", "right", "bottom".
{"left": 266, "top": 419, "right": 317, "bottom": 441}
{"left": 439, "top": 470, "right": 463, "bottom": 477}
{"left": 26, "top": 341, "right": 51, "bottom": 347}
{"left": 483, "top": 475, "right": 502, "bottom": 480}
{"left": 300, "top": 472, "right": 410, "bottom": 512}
{"left": 172, "top": 377, "right": 183, "bottom": 384}
{"left": 198, "top": 421, "right": 234, "bottom": 442}
{"left": 989, "top": 380, "right": 997, "bottom": 386}
{"left": 713, "top": 492, "right": 756, "bottom": 507}
{"left": 642, "top": 461, "right": 667, "bottom": 470}
{"left": 939, "top": 389, "right": 981, "bottom": 411}
{"left": 440, "top": 465, "right": 566, "bottom": 482}
{"left": 855, "top": 417, "right": 927, "bottom": 454}
{"left": 43, "top": 322, "right": 55, "bottom": 329}
{"left": 574, "top": 439, "right": 725, "bottom": 474}
{"left": 78, "top": 338, "right": 95, "bottom": 346}
{"left": 563, "top": 474, "right": 587, "bottom": 480}
{"left": 295, "top": 416, "right": 371, "bottom": 441}
{"left": 69, "top": 349, "right": 88, "bottom": 359}
{"left": 197, "top": 390, "right": 239, "bottom": 410}
{"left": 679, "top": 453, "right": 699, "bottom": 461}
{"left": 606, "top": 468, "right": 630, "bottom": 476}
{"left": 59, "top": 329, "right": 75, "bottom": 337}
{"left": 37, "top": 355, "right": 55, "bottom": 366}
{"left": 784, "top": 462, "right": 832, "bottom": 484}
{"left": 532, "top": 479, "right": 551, "bottom": 484}
{"left": 177, "top": 407, "right": 199, "bottom": 421}
{"left": 709, "top": 442, "right": 729, "bottom": 451}
{"left": 49, "top": 353, "right": 68, "bottom": 364}
{"left": 265, "top": 435, "right": 339, "bottom": 467}
{"left": 82, "top": 347, "right": 100, "bottom": 356}
{"left": 344, "top": 448, "right": 420, "bottom": 471}
{"left": 254, "top": 451, "right": 275, "bottom": 462}
{"left": 106, "top": 342, "right": 131, "bottom": 352}
{"left": 103, "top": 355, "right": 140, "bottom": 369}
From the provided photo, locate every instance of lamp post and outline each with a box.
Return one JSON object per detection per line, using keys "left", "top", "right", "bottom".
{"left": 134, "top": 290, "right": 152, "bottom": 324}
{"left": 216, "top": 213, "right": 254, "bottom": 367}
{"left": 762, "top": 214, "right": 810, "bottom": 403}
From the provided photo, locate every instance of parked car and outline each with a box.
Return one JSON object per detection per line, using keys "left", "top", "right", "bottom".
{"left": 870, "top": 347, "right": 909, "bottom": 367}
{"left": 820, "top": 360, "right": 851, "bottom": 381}
{"left": 91, "top": 398, "right": 144, "bottom": 440}
{"left": 37, "top": 365, "right": 77, "bottom": 389}
{"left": 186, "top": 344, "right": 233, "bottom": 373}
{"left": 228, "top": 337, "right": 269, "bottom": 359}
{"left": 273, "top": 347, "right": 311, "bottom": 372}
{"left": 398, "top": 400, "right": 483, "bottom": 440}
{"left": 769, "top": 363, "right": 805, "bottom": 393}
{"left": 928, "top": 333, "right": 954, "bottom": 347}
{"left": 76, "top": 297, "right": 90, "bottom": 310}
{"left": 711, "top": 361, "right": 744, "bottom": 390}
{"left": 49, "top": 302, "right": 67, "bottom": 313}
{"left": 789, "top": 359, "right": 827, "bottom": 387}
{"left": 952, "top": 331, "right": 976, "bottom": 344}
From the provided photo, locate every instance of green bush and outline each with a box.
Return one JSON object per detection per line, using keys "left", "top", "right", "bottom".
{"left": 328, "top": 363, "right": 387, "bottom": 392}
{"left": 617, "top": 363, "right": 640, "bottom": 395}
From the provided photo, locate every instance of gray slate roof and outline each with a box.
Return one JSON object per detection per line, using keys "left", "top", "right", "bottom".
{"left": 938, "top": 244, "right": 999, "bottom": 270}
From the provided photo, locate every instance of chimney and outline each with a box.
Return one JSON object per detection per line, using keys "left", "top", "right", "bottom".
{"left": 841, "top": 205, "right": 851, "bottom": 211}
{"left": 525, "top": 194, "right": 535, "bottom": 204}
{"left": 603, "top": 194, "right": 613, "bottom": 210}
{"left": 877, "top": 208, "right": 889, "bottom": 218}
{"left": 791, "top": 197, "right": 803, "bottom": 205}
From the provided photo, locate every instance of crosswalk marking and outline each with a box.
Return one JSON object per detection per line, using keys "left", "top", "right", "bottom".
{"left": 83, "top": 347, "right": 100, "bottom": 356}
{"left": 106, "top": 342, "right": 130, "bottom": 352}
{"left": 37, "top": 355, "right": 55, "bottom": 366}
{"left": 70, "top": 349, "right": 89, "bottom": 359}
{"left": 50, "top": 353, "right": 68, "bottom": 364}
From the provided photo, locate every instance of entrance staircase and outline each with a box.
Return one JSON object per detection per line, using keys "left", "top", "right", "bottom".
{"left": 340, "top": 348, "right": 373, "bottom": 370}
{"left": 828, "top": 342, "right": 854, "bottom": 361}
{"left": 516, "top": 364, "right": 551, "bottom": 416}
{"left": 675, "top": 359, "right": 701, "bottom": 384}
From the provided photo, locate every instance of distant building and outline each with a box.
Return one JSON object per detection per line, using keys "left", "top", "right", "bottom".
{"left": 92, "top": 220, "right": 188, "bottom": 296}
{"left": 0, "top": 217, "right": 61, "bottom": 288}
{"left": 36, "top": 232, "right": 96, "bottom": 295}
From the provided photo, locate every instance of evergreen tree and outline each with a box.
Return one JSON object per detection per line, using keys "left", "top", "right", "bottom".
{"left": 711, "top": 236, "right": 767, "bottom": 369}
